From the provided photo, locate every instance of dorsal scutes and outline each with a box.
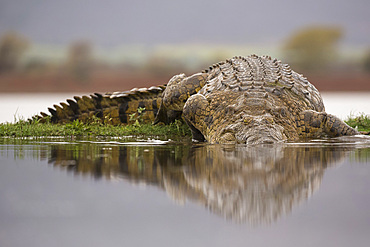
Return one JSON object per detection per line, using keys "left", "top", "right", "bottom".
{"left": 36, "top": 85, "right": 166, "bottom": 124}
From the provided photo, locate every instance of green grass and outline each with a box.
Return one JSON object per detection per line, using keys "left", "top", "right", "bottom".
{"left": 0, "top": 118, "right": 191, "bottom": 140}
{"left": 345, "top": 113, "right": 370, "bottom": 133}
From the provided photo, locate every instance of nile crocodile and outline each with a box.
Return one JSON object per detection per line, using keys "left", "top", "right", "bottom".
{"left": 37, "top": 55, "right": 359, "bottom": 144}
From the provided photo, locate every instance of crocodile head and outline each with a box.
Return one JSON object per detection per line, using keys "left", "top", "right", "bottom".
{"left": 214, "top": 113, "right": 288, "bottom": 145}
{"left": 182, "top": 90, "right": 291, "bottom": 145}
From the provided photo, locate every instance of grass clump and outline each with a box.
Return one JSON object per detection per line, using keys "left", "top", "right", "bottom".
{"left": 0, "top": 118, "right": 191, "bottom": 140}
{"left": 345, "top": 113, "right": 370, "bottom": 133}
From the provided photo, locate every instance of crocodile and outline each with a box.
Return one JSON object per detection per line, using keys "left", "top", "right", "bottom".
{"left": 37, "top": 55, "right": 359, "bottom": 144}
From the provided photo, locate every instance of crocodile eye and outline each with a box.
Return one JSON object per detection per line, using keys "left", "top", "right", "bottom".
{"left": 243, "top": 116, "right": 253, "bottom": 125}
{"left": 270, "top": 107, "right": 287, "bottom": 117}
{"left": 266, "top": 117, "right": 274, "bottom": 124}
{"left": 272, "top": 88, "right": 281, "bottom": 96}
{"left": 280, "top": 108, "right": 287, "bottom": 117}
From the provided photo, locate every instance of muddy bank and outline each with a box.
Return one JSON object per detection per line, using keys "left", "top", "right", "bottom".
{"left": 0, "top": 71, "right": 369, "bottom": 93}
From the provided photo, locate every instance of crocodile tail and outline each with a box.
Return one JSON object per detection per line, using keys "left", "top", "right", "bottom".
{"left": 35, "top": 85, "right": 166, "bottom": 124}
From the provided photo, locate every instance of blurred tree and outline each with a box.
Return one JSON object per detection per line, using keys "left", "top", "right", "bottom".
{"left": 283, "top": 26, "right": 343, "bottom": 71}
{"left": 145, "top": 56, "right": 185, "bottom": 76}
{"left": 67, "top": 40, "right": 93, "bottom": 80}
{"left": 0, "top": 31, "right": 29, "bottom": 73}
{"left": 23, "top": 58, "right": 49, "bottom": 74}
{"left": 364, "top": 49, "right": 370, "bottom": 73}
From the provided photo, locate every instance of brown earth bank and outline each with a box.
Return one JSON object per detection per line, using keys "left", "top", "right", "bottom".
{"left": 0, "top": 71, "right": 168, "bottom": 93}
{"left": 0, "top": 71, "right": 369, "bottom": 93}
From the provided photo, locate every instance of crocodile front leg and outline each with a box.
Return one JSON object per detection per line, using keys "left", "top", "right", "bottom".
{"left": 183, "top": 94, "right": 210, "bottom": 142}
{"left": 298, "top": 110, "right": 359, "bottom": 138}
{"left": 154, "top": 73, "right": 207, "bottom": 124}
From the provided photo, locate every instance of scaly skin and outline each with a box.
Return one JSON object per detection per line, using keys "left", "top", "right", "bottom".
{"left": 38, "top": 55, "right": 358, "bottom": 144}
{"left": 157, "top": 55, "right": 358, "bottom": 144}
{"left": 37, "top": 85, "right": 166, "bottom": 124}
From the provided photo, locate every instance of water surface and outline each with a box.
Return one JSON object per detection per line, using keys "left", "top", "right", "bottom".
{"left": 1, "top": 136, "right": 370, "bottom": 247}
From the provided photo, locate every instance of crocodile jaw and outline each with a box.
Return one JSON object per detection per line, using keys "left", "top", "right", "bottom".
{"left": 236, "top": 125, "right": 287, "bottom": 145}
{"left": 216, "top": 123, "right": 287, "bottom": 145}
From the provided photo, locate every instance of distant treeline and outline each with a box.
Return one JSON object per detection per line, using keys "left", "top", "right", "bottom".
{"left": 1, "top": 26, "right": 370, "bottom": 79}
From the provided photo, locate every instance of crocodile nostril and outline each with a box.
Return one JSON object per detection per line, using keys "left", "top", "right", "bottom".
{"left": 245, "top": 138, "right": 276, "bottom": 145}
{"left": 220, "top": 132, "right": 235, "bottom": 143}
{"left": 261, "top": 139, "right": 275, "bottom": 144}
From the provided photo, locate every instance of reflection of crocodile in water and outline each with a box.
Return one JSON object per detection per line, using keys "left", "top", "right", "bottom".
{"left": 37, "top": 55, "right": 358, "bottom": 144}
{"left": 45, "top": 142, "right": 356, "bottom": 224}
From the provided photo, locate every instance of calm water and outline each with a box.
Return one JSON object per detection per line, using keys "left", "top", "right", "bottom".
{"left": 0, "top": 93, "right": 370, "bottom": 247}
{"left": 1, "top": 136, "right": 370, "bottom": 247}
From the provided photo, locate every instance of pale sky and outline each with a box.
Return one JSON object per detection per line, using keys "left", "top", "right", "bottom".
{"left": 0, "top": 0, "right": 369, "bottom": 47}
